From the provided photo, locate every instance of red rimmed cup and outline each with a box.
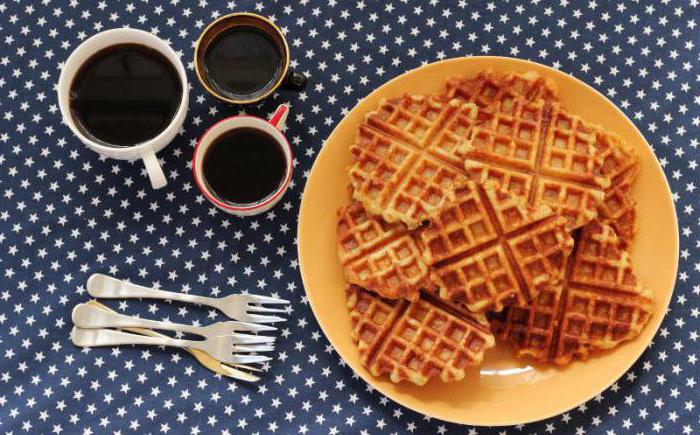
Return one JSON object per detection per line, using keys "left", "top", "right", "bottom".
{"left": 192, "top": 104, "right": 292, "bottom": 216}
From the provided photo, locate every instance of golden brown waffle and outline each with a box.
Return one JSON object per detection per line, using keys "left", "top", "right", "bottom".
{"left": 595, "top": 131, "right": 638, "bottom": 181}
{"left": 597, "top": 164, "right": 638, "bottom": 245}
{"left": 349, "top": 95, "right": 478, "bottom": 228}
{"left": 444, "top": 69, "right": 558, "bottom": 108}
{"left": 593, "top": 133, "right": 639, "bottom": 243}
{"left": 490, "top": 219, "right": 653, "bottom": 365}
{"left": 463, "top": 99, "right": 612, "bottom": 230}
{"left": 420, "top": 180, "right": 573, "bottom": 312}
{"left": 346, "top": 284, "right": 495, "bottom": 385}
{"left": 337, "top": 201, "right": 430, "bottom": 300}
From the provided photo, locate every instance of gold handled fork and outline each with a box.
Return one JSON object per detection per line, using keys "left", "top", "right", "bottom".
{"left": 85, "top": 300, "right": 262, "bottom": 382}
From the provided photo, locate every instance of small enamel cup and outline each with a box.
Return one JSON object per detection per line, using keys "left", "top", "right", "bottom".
{"left": 57, "top": 28, "right": 189, "bottom": 190}
{"left": 192, "top": 104, "right": 293, "bottom": 216}
{"left": 194, "top": 13, "right": 307, "bottom": 105}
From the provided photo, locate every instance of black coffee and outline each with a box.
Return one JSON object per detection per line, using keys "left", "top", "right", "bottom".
{"left": 202, "top": 128, "right": 287, "bottom": 205}
{"left": 69, "top": 44, "right": 182, "bottom": 147}
{"left": 203, "top": 26, "right": 282, "bottom": 99}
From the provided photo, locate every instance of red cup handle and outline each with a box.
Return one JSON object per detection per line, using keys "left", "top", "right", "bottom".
{"left": 269, "top": 104, "right": 289, "bottom": 130}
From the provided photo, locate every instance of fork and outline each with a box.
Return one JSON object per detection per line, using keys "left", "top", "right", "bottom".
{"left": 85, "top": 300, "right": 262, "bottom": 382}
{"left": 71, "top": 327, "right": 274, "bottom": 365}
{"left": 86, "top": 273, "right": 289, "bottom": 323}
{"left": 72, "top": 303, "right": 276, "bottom": 343}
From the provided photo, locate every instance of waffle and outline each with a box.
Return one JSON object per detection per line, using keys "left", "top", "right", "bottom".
{"left": 593, "top": 133, "right": 639, "bottom": 243}
{"left": 420, "top": 180, "right": 574, "bottom": 312}
{"left": 349, "top": 95, "right": 479, "bottom": 228}
{"left": 444, "top": 69, "right": 558, "bottom": 108}
{"left": 490, "top": 219, "right": 653, "bottom": 365}
{"left": 594, "top": 130, "right": 637, "bottom": 181}
{"left": 346, "top": 284, "right": 495, "bottom": 385}
{"left": 337, "top": 201, "right": 430, "bottom": 300}
{"left": 597, "top": 163, "right": 638, "bottom": 245}
{"left": 462, "top": 99, "right": 613, "bottom": 230}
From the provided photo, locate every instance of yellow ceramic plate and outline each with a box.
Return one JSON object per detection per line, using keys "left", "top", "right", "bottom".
{"left": 298, "top": 56, "right": 678, "bottom": 426}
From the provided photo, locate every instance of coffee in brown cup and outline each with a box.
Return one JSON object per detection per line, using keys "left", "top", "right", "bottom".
{"left": 194, "top": 13, "right": 308, "bottom": 105}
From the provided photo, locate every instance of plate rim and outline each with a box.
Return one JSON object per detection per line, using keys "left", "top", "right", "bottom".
{"left": 297, "top": 55, "right": 679, "bottom": 426}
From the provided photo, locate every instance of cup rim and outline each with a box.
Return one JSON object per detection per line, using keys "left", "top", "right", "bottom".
{"left": 193, "top": 12, "right": 291, "bottom": 105}
{"left": 192, "top": 115, "right": 294, "bottom": 212}
{"left": 57, "top": 27, "right": 189, "bottom": 155}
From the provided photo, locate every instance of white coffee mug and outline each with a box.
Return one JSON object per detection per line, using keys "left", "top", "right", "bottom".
{"left": 57, "top": 28, "right": 189, "bottom": 189}
{"left": 192, "top": 104, "right": 293, "bottom": 216}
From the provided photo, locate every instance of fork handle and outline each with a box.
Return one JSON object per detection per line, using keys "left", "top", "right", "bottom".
{"left": 71, "top": 327, "right": 195, "bottom": 349}
{"left": 87, "top": 273, "right": 217, "bottom": 308}
{"left": 72, "top": 303, "right": 202, "bottom": 336}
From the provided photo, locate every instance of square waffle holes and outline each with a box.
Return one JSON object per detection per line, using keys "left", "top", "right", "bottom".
{"left": 346, "top": 284, "right": 495, "bottom": 385}
{"left": 340, "top": 70, "right": 647, "bottom": 375}
{"left": 443, "top": 69, "right": 559, "bottom": 109}
{"left": 490, "top": 219, "right": 653, "bottom": 365}
{"left": 349, "top": 95, "right": 478, "bottom": 228}
{"left": 421, "top": 180, "right": 573, "bottom": 313}
{"left": 462, "top": 98, "right": 614, "bottom": 230}
{"left": 337, "top": 201, "right": 430, "bottom": 300}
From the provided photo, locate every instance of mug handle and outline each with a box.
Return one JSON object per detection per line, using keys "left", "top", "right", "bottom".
{"left": 269, "top": 104, "right": 290, "bottom": 131}
{"left": 142, "top": 148, "right": 167, "bottom": 189}
{"left": 281, "top": 69, "right": 308, "bottom": 91}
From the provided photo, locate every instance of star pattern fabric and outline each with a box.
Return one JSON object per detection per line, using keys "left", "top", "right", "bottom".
{"left": 0, "top": 0, "right": 698, "bottom": 434}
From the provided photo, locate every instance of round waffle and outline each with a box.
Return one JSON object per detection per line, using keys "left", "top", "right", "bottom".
{"left": 348, "top": 95, "right": 478, "bottom": 228}
{"left": 490, "top": 219, "right": 653, "bottom": 365}
{"left": 462, "top": 98, "right": 615, "bottom": 230}
{"left": 421, "top": 180, "right": 574, "bottom": 312}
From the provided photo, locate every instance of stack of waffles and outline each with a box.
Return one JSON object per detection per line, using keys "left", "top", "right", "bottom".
{"left": 337, "top": 69, "right": 652, "bottom": 386}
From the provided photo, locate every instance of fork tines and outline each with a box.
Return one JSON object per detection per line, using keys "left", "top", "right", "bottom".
{"left": 243, "top": 294, "right": 290, "bottom": 323}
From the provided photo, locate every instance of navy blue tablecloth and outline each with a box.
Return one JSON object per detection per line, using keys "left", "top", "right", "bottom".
{"left": 0, "top": 1, "right": 697, "bottom": 433}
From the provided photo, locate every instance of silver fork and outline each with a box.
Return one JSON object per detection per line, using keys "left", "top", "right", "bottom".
{"left": 71, "top": 327, "right": 273, "bottom": 365}
{"left": 86, "top": 273, "right": 289, "bottom": 323}
{"left": 72, "top": 303, "right": 276, "bottom": 343}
